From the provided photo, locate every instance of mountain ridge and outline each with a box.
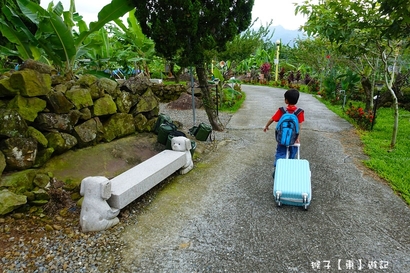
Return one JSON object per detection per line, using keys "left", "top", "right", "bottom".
{"left": 268, "top": 25, "right": 307, "bottom": 47}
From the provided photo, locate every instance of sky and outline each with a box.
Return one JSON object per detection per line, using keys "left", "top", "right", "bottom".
{"left": 251, "top": 0, "right": 310, "bottom": 30}
{"left": 40, "top": 0, "right": 310, "bottom": 30}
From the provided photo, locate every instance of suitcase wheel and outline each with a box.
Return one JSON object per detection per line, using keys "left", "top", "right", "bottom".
{"left": 275, "top": 191, "right": 282, "bottom": 207}
{"left": 302, "top": 193, "right": 309, "bottom": 211}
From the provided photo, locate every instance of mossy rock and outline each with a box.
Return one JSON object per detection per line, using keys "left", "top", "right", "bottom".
{"left": 93, "top": 95, "right": 117, "bottom": 116}
{"left": 0, "top": 169, "right": 37, "bottom": 194}
{"left": 65, "top": 88, "right": 93, "bottom": 109}
{"left": 9, "top": 70, "right": 51, "bottom": 97}
{"left": 0, "top": 189, "right": 27, "bottom": 215}
{"left": 7, "top": 95, "right": 47, "bottom": 122}
{"left": 27, "top": 126, "right": 48, "bottom": 148}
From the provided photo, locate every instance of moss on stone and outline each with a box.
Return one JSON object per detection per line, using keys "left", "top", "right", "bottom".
{"left": 7, "top": 95, "right": 47, "bottom": 122}
{"left": 65, "top": 88, "right": 93, "bottom": 109}
{"left": 93, "top": 95, "right": 117, "bottom": 116}
{"left": 27, "top": 126, "right": 48, "bottom": 148}
{"left": 0, "top": 169, "right": 37, "bottom": 194}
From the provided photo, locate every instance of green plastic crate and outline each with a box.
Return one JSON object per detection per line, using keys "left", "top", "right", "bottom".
{"left": 195, "top": 123, "right": 212, "bottom": 141}
{"left": 157, "top": 122, "right": 176, "bottom": 145}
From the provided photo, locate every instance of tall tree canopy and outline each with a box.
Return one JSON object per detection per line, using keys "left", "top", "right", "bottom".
{"left": 296, "top": 0, "right": 406, "bottom": 148}
{"left": 218, "top": 21, "right": 272, "bottom": 70}
{"left": 378, "top": 0, "right": 410, "bottom": 40}
{"left": 133, "top": 0, "right": 255, "bottom": 130}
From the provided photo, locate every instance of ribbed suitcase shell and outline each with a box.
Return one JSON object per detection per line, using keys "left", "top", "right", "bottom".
{"left": 273, "top": 158, "right": 311, "bottom": 209}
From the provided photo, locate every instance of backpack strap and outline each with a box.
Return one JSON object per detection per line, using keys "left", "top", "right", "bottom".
{"left": 280, "top": 107, "right": 303, "bottom": 116}
{"left": 279, "top": 107, "right": 286, "bottom": 114}
{"left": 294, "top": 108, "right": 303, "bottom": 116}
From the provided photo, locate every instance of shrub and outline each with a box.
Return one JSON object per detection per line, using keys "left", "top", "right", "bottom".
{"left": 307, "top": 78, "right": 320, "bottom": 93}
{"left": 218, "top": 87, "right": 245, "bottom": 112}
{"left": 260, "top": 62, "right": 271, "bottom": 75}
{"left": 299, "top": 85, "right": 309, "bottom": 93}
{"left": 345, "top": 103, "right": 374, "bottom": 130}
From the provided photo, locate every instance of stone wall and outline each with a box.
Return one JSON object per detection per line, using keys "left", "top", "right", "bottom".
{"left": 150, "top": 82, "right": 189, "bottom": 102}
{"left": 0, "top": 62, "right": 165, "bottom": 214}
{"left": 0, "top": 61, "right": 194, "bottom": 215}
{"left": 0, "top": 69, "right": 162, "bottom": 174}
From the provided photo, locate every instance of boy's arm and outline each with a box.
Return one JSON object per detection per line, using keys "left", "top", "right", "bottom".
{"left": 295, "top": 110, "right": 304, "bottom": 143}
{"left": 263, "top": 119, "right": 274, "bottom": 132}
{"left": 295, "top": 123, "right": 302, "bottom": 143}
{"left": 264, "top": 108, "right": 282, "bottom": 132}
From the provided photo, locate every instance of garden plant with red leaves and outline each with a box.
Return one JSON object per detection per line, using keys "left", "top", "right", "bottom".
{"left": 260, "top": 62, "right": 271, "bottom": 83}
{"left": 345, "top": 103, "right": 374, "bottom": 130}
{"left": 260, "top": 62, "right": 271, "bottom": 75}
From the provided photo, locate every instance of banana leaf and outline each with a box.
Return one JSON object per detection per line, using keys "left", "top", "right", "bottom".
{"left": 0, "top": 26, "right": 31, "bottom": 60}
{"left": 0, "top": 45, "right": 21, "bottom": 58}
{"left": 17, "top": 0, "right": 76, "bottom": 65}
{"left": 6, "top": 0, "right": 133, "bottom": 78}
{"left": 0, "top": 6, "right": 37, "bottom": 60}
{"left": 17, "top": 0, "right": 45, "bottom": 25}
{"left": 77, "top": 0, "right": 134, "bottom": 47}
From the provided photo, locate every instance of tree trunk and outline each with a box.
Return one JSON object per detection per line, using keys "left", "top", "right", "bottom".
{"left": 391, "top": 92, "right": 399, "bottom": 149}
{"left": 386, "top": 81, "right": 399, "bottom": 149}
{"left": 381, "top": 48, "right": 400, "bottom": 149}
{"left": 361, "top": 76, "right": 372, "bottom": 112}
{"left": 169, "top": 62, "right": 182, "bottom": 83}
{"left": 196, "top": 66, "right": 224, "bottom": 131}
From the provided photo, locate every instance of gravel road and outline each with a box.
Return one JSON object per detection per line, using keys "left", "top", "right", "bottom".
{"left": 1, "top": 85, "right": 409, "bottom": 273}
{"left": 110, "top": 85, "right": 410, "bottom": 272}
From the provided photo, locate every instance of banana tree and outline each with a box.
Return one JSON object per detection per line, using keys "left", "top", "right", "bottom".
{"left": 111, "top": 9, "right": 156, "bottom": 76}
{"left": 0, "top": 5, "right": 42, "bottom": 61}
{"left": 0, "top": 0, "right": 134, "bottom": 78}
{"left": 85, "top": 27, "right": 112, "bottom": 62}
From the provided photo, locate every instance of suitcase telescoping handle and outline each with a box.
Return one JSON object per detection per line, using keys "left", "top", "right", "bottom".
{"left": 285, "top": 143, "right": 300, "bottom": 159}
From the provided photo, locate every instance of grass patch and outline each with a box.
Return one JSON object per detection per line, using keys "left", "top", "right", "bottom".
{"left": 163, "top": 80, "right": 187, "bottom": 85}
{"left": 219, "top": 88, "right": 246, "bottom": 113}
{"left": 319, "top": 98, "right": 410, "bottom": 205}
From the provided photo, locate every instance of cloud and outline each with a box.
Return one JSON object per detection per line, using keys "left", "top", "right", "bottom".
{"left": 41, "top": 0, "right": 111, "bottom": 23}
{"left": 41, "top": 0, "right": 310, "bottom": 30}
{"left": 252, "top": 0, "right": 310, "bottom": 30}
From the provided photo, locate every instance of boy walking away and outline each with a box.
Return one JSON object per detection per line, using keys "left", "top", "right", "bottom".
{"left": 263, "top": 89, "right": 305, "bottom": 169}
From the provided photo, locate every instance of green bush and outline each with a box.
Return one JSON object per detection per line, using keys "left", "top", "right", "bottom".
{"left": 218, "top": 87, "right": 246, "bottom": 113}
{"left": 401, "top": 87, "right": 410, "bottom": 105}
{"left": 345, "top": 103, "right": 374, "bottom": 130}
{"left": 299, "top": 84, "right": 310, "bottom": 94}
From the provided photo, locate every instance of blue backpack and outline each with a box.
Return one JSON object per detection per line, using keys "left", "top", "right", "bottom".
{"left": 275, "top": 107, "right": 303, "bottom": 146}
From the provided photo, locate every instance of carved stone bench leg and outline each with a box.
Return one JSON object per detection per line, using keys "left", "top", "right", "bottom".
{"left": 80, "top": 176, "right": 120, "bottom": 232}
{"left": 171, "top": 136, "right": 194, "bottom": 174}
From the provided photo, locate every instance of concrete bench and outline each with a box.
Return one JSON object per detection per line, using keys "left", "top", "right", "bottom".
{"left": 79, "top": 136, "right": 193, "bottom": 232}
{"left": 108, "top": 150, "right": 187, "bottom": 209}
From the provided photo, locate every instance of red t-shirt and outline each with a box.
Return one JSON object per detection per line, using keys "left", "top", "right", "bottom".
{"left": 272, "top": 105, "right": 304, "bottom": 123}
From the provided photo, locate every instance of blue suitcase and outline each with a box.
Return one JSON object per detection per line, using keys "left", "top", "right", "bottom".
{"left": 273, "top": 145, "right": 312, "bottom": 210}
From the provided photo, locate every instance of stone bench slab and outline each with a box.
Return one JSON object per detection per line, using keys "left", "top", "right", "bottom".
{"left": 107, "top": 150, "right": 186, "bottom": 209}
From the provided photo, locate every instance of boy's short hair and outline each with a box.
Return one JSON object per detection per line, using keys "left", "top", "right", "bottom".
{"left": 285, "top": 89, "right": 300, "bottom": 105}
